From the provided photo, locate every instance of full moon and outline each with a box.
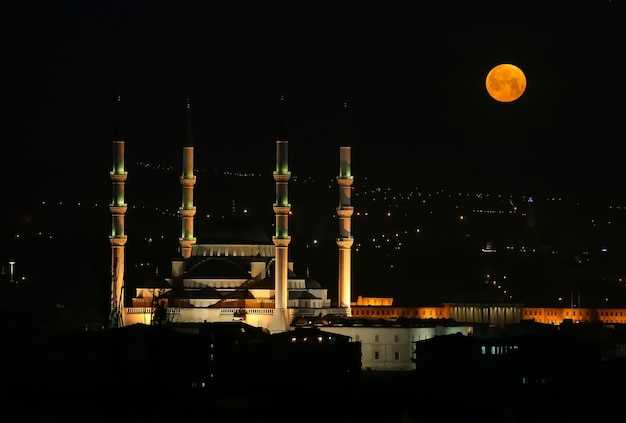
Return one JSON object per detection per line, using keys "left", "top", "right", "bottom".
{"left": 485, "top": 63, "right": 526, "bottom": 102}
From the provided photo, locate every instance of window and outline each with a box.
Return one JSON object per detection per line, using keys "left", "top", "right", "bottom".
{"left": 394, "top": 335, "right": 399, "bottom": 343}
{"left": 394, "top": 352, "right": 400, "bottom": 360}
{"left": 374, "top": 351, "right": 380, "bottom": 360}
{"left": 374, "top": 335, "right": 379, "bottom": 343}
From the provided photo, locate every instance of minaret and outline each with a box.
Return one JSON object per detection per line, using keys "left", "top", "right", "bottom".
{"left": 270, "top": 95, "right": 291, "bottom": 333}
{"left": 336, "top": 101, "right": 354, "bottom": 314}
{"left": 109, "top": 93, "right": 128, "bottom": 328}
{"left": 178, "top": 98, "right": 197, "bottom": 259}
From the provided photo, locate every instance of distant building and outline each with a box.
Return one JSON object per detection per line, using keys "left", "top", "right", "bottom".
{"left": 319, "top": 317, "right": 471, "bottom": 371}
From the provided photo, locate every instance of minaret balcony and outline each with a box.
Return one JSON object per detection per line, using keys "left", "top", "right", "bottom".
{"left": 273, "top": 204, "right": 291, "bottom": 215}
{"left": 179, "top": 176, "right": 197, "bottom": 186}
{"left": 272, "top": 236, "right": 292, "bottom": 247}
{"left": 109, "top": 235, "right": 128, "bottom": 246}
{"left": 272, "top": 172, "right": 291, "bottom": 182}
{"left": 109, "top": 205, "right": 128, "bottom": 214}
{"left": 179, "top": 238, "right": 197, "bottom": 248}
{"left": 336, "top": 238, "right": 354, "bottom": 249}
{"left": 178, "top": 207, "right": 197, "bottom": 217}
{"left": 336, "top": 207, "right": 354, "bottom": 217}
{"left": 110, "top": 172, "right": 128, "bottom": 182}
{"left": 336, "top": 176, "right": 354, "bottom": 186}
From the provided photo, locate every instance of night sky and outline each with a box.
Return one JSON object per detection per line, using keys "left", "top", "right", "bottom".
{"left": 3, "top": 1, "right": 625, "bottom": 201}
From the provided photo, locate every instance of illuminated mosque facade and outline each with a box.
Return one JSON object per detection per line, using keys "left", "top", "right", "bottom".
{"left": 109, "top": 95, "right": 353, "bottom": 333}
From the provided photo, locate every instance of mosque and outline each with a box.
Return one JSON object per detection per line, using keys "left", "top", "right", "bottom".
{"left": 110, "top": 94, "right": 359, "bottom": 333}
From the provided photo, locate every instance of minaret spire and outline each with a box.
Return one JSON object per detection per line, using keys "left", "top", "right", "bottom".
{"left": 270, "top": 94, "right": 291, "bottom": 333}
{"left": 109, "top": 92, "right": 128, "bottom": 327}
{"left": 179, "top": 97, "right": 197, "bottom": 259}
{"left": 336, "top": 100, "right": 354, "bottom": 313}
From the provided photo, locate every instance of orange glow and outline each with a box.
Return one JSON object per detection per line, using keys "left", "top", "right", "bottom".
{"left": 354, "top": 296, "right": 393, "bottom": 306}
{"left": 485, "top": 63, "right": 526, "bottom": 102}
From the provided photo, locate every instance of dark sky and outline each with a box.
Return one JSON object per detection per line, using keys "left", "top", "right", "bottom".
{"left": 3, "top": 1, "right": 625, "bottom": 201}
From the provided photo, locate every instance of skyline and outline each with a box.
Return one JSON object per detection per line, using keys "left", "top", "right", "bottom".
{"left": 4, "top": 5, "right": 626, "bottom": 410}
{"left": 3, "top": 1, "right": 625, "bottom": 201}
{"left": 6, "top": 166, "right": 626, "bottom": 309}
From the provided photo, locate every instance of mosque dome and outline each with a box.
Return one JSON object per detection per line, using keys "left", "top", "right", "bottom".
{"left": 305, "top": 276, "right": 322, "bottom": 289}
